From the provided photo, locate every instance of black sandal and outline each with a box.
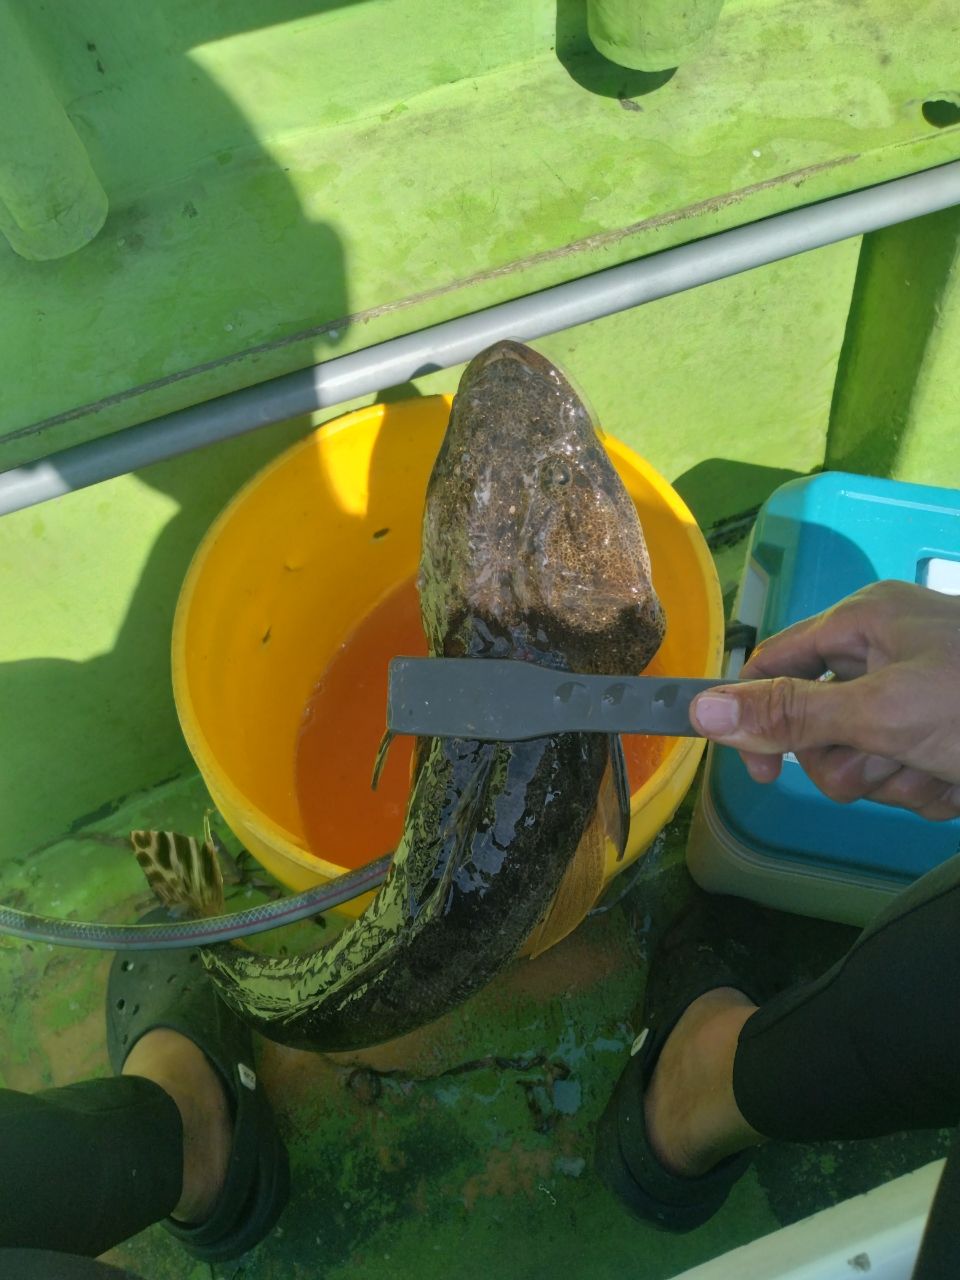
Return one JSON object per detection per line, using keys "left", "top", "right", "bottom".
{"left": 595, "top": 890, "right": 769, "bottom": 1233}
{"left": 106, "top": 909, "right": 289, "bottom": 1262}
{"left": 595, "top": 973, "right": 755, "bottom": 1232}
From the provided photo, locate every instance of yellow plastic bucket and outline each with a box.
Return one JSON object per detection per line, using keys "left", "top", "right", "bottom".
{"left": 172, "top": 395, "right": 723, "bottom": 920}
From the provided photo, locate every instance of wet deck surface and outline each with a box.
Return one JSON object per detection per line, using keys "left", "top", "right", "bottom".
{"left": 0, "top": 773, "right": 951, "bottom": 1280}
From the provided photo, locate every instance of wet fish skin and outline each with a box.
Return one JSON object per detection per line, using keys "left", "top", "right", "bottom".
{"left": 136, "top": 340, "right": 664, "bottom": 1052}
{"left": 201, "top": 731, "right": 610, "bottom": 1050}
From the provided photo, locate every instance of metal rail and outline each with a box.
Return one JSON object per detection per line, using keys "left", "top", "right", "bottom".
{"left": 3, "top": 160, "right": 960, "bottom": 517}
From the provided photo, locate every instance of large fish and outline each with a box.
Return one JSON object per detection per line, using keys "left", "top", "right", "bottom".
{"left": 134, "top": 340, "right": 665, "bottom": 1052}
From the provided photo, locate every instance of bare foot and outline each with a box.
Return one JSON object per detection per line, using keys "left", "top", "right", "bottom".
{"left": 123, "top": 1028, "right": 232, "bottom": 1223}
{"left": 643, "top": 987, "right": 766, "bottom": 1178}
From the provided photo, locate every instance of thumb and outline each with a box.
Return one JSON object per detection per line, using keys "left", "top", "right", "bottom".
{"left": 690, "top": 676, "right": 869, "bottom": 756}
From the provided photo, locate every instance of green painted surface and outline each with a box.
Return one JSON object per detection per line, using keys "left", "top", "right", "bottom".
{"left": 0, "top": 242, "right": 855, "bottom": 860}
{"left": 825, "top": 204, "right": 960, "bottom": 482}
{"left": 0, "top": 415, "right": 307, "bottom": 858}
{"left": 1, "top": 3, "right": 960, "bottom": 1274}
{"left": 587, "top": 0, "right": 725, "bottom": 71}
{"left": 0, "top": 1, "right": 108, "bottom": 260}
{"left": 0, "top": 775, "right": 950, "bottom": 1278}
{"left": 1, "top": 0, "right": 959, "bottom": 467}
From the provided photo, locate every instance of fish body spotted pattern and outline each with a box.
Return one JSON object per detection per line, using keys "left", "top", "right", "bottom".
{"left": 134, "top": 341, "right": 664, "bottom": 1052}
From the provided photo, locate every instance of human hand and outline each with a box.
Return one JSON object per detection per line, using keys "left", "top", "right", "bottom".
{"left": 689, "top": 580, "right": 960, "bottom": 821}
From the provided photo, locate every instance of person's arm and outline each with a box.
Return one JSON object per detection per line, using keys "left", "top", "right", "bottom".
{"left": 689, "top": 580, "right": 960, "bottom": 822}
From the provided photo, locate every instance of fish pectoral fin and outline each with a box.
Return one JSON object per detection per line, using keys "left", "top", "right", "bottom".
{"left": 130, "top": 829, "right": 225, "bottom": 917}
{"left": 524, "top": 739, "right": 630, "bottom": 959}
{"left": 524, "top": 798, "right": 607, "bottom": 959}
{"left": 609, "top": 734, "right": 631, "bottom": 862}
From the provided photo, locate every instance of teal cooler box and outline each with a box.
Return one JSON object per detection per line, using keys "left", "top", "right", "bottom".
{"left": 687, "top": 472, "right": 960, "bottom": 926}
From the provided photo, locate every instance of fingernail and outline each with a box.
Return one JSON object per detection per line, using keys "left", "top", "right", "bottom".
{"left": 745, "top": 754, "right": 782, "bottom": 783}
{"left": 692, "top": 693, "right": 740, "bottom": 736}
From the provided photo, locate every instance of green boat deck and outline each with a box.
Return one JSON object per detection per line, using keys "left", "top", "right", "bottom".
{"left": 3, "top": 770, "right": 952, "bottom": 1279}
{"left": 3, "top": 0, "right": 960, "bottom": 1274}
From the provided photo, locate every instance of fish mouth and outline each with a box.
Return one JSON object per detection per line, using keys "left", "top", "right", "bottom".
{"left": 463, "top": 340, "right": 597, "bottom": 423}
{"left": 466, "top": 339, "right": 558, "bottom": 380}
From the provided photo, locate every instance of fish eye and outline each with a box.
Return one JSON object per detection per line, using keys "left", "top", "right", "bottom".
{"left": 546, "top": 461, "right": 571, "bottom": 487}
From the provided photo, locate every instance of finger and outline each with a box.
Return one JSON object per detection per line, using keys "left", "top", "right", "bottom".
{"left": 691, "top": 676, "right": 879, "bottom": 756}
{"left": 739, "top": 750, "right": 783, "bottom": 783}
{"left": 922, "top": 784, "right": 960, "bottom": 823}
{"left": 865, "top": 768, "right": 960, "bottom": 821}
{"left": 794, "top": 746, "right": 901, "bottom": 805}
{"left": 741, "top": 590, "right": 879, "bottom": 681}
{"left": 777, "top": 745, "right": 960, "bottom": 820}
{"left": 917, "top": 798, "right": 960, "bottom": 822}
{"left": 740, "top": 583, "right": 917, "bottom": 683}
{"left": 741, "top": 614, "right": 834, "bottom": 681}
{"left": 799, "top": 754, "right": 960, "bottom": 820}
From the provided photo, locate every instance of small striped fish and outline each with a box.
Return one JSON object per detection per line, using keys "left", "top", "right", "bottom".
{"left": 131, "top": 828, "right": 223, "bottom": 918}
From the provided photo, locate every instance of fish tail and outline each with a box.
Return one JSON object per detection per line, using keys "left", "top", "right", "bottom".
{"left": 130, "top": 828, "right": 225, "bottom": 918}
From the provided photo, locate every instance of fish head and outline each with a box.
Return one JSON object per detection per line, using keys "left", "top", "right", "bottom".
{"left": 420, "top": 340, "right": 665, "bottom": 674}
